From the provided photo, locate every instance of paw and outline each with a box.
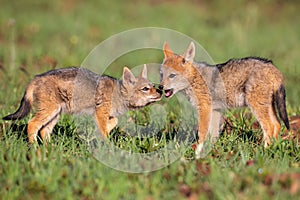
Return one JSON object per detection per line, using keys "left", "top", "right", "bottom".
{"left": 195, "top": 143, "right": 203, "bottom": 159}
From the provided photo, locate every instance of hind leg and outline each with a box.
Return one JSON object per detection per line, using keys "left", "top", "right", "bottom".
{"left": 246, "top": 95, "right": 280, "bottom": 146}
{"left": 40, "top": 114, "right": 60, "bottom": 143}
{"left": 27, "top": 104, "right": 61, "bottom": 144}
{"left": 258, "top": 106, "right": 280, "bottom": 147}
{"left": 271, "top": 101, "right": 281, "bottom": 140}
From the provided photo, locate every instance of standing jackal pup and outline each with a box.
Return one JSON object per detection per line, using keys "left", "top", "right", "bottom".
{"left": 3, "top": 65, "right": 162, "bottom": 143}
{"left": 159, "top": 42, "right": 290, "bottom": 158}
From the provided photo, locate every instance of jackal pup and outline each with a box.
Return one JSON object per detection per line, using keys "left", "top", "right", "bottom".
{"left": 159, "top": 42, "right": 290, "bottom": 158}
{"left": 3, "top": 65, "right": 162, "bottom": 143}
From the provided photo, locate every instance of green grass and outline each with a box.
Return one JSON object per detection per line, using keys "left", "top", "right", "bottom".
{"left": 1, "top": 0, "right": 300, "bottom": 199}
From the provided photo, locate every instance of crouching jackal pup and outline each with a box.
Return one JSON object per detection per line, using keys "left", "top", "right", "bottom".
{"left": 3, "top": 65, "right": 162, "bottom": 143}
{"left": 159, "top": 42, "right": 290, "bottom": 158}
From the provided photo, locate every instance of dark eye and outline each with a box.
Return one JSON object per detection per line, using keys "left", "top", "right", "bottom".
{"left": 141, "top": 87, "right": 150, "bottom": 91}
{"left": 182, "top": 58, "right": 186, "bottom": 64}
{"left": 169, "top": 73, "right": 176, "bottom": 78}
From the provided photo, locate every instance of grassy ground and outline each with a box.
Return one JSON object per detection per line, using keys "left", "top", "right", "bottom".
{"left": 0, "top": 0, "right": 300, "bottom": 199}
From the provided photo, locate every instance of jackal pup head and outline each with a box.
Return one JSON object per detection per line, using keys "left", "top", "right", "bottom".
{"left": 159, "top": 42, "right": 196, "bottom": 98}
{"left": 122, "top": 64, "right": 162, "bottom": 108}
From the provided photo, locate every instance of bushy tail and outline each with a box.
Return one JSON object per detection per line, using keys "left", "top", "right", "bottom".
{"left": 3, "top": 85, "right": 34, "bottom": 120}
{"left": 275, "top": 84, "right": 290, "bottom": 130}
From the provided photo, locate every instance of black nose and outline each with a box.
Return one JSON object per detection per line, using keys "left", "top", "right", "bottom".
{"left": 158, "top": 85, "right": 164, "bottom": 90}
{"left": 156, "top": 88, "right": 163, "bottom": 95}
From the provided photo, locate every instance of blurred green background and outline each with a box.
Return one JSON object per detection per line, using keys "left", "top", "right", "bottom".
{"left": 0, "top": 0, "right": 299, "bottom": 106}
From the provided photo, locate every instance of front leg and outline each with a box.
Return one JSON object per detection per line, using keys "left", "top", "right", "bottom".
{"left": 107, "top": 117, "right": 118, "bottom": 133}
{"left": 94, "top": 106, "right": 112, "bottom": 138}
{"left": 195, "top": 99, "right": 212, "bottom": 159}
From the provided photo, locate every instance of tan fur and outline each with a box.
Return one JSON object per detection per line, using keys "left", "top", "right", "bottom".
{"left": 159, "top": 42, "right": 290, "bottom": 157}
{"left": 3, "top": 65, "right": 162, "bottom": 143}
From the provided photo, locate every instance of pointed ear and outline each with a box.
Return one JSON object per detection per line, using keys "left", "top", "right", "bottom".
{"left": 122, "top": 66, "right": 136, "bottom": 86}
{"left": 182, "top": 42, "right": 195, "bottom": 62}
{"left": 163, "top": 42, "right": 174, "bottom": 58}
{"left": 139, "top": 64, "right": 147, "bottom": 79}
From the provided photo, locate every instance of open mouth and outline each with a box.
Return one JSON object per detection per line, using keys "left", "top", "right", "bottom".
{"left": 164, "top": 89, "right": 174, "bottom": 98}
